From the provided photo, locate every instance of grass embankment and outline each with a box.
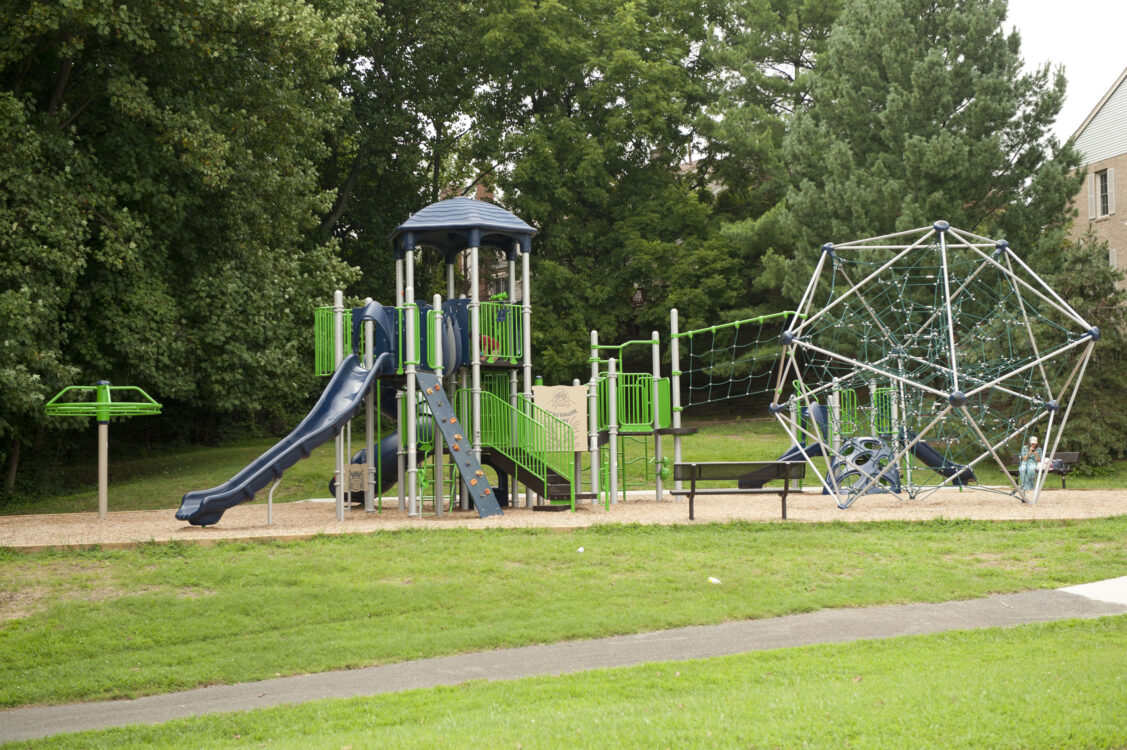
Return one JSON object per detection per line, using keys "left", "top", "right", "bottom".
{"left": 11, "top": 617, "right": 1127, "bottom": 749}
{"left": 3, "top": 518, "right": 1127, "bottom": 708}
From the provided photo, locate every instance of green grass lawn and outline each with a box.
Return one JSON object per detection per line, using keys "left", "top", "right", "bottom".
{"left": 5, "top": 416, "right": 1127, "bottom": 516}
{"left": 4, "top": 517, "right": 1127, "bottom": 708}
{"left": 13, "top": 615, "right": 1127, "bottom": 749}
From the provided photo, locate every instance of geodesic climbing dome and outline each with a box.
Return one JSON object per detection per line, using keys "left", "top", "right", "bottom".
{"left": 773, "top": 222, "right": 1097, "bottom": 507}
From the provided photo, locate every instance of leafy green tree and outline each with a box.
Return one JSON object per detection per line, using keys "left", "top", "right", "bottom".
{"left": 780, "top": 0, "right": 1081, "bottom": 300}
{"left": 1048, "top": 231, "right": 1127, "bottom": 469}
{"left": 697, "top": 0, "right": 841, "bottom": 322}
{"left": 469, "top": 0, "right": 730, "bottom": 380}
{"left": 702, "top": 0, "right": 841, "bottom": 218}
{"left": 0, "top": 0, "right": 368, "bottom": 488}
{"left": 774, "top": 0, "right": 1124, "bottom": 467}
{"left": 314, "top": 0, "right": 484, "bottom": 300}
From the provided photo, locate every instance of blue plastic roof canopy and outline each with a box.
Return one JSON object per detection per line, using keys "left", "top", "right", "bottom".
{"left": 390, "top": 197, "right": 536, "bottom": 258}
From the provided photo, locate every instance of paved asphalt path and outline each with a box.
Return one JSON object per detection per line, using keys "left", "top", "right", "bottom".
{"left": 3, "top": 578, "right": 1126, "bottom": 743}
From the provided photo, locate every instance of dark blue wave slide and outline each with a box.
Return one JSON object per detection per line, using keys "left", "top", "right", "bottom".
{"left": 176, "top": 352, "right": 393, "bottom": 526}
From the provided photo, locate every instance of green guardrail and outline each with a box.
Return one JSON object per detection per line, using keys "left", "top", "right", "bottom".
{"left": 314, "top": 306, "right": 360, "bottom": 377}
{"left": 597, "top": 372, "right": 659, "bottom": 432}
{"left": 839, "top": 387, "right": 859, "bottom": 439}
{"left": 397, "top": 304, "right": 420, "bottom": 374}
{"left": 479, "top": 301, "right": 522, "bottom": 364}
{"left": 873, "top": 387, "right": 895, "bottom": 434}
{"left": 457, "top": 389, "right": 575, "bottom": 509}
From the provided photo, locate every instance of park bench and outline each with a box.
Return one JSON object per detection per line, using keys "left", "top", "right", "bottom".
{"left": 1005, "top": 451, "right": 1081, "bottom": 489}
{"left": 672, "top": 461, "right": 807, "bottom": 520}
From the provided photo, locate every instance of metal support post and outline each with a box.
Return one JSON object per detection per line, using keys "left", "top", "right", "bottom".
{"left": 433, "top": 294, "right": 444, "bottom": 517}
{"left": 589, "top": 330, "right": 600, "bottom": 502}
{"left": 96, "top": 379, "right": 110, "bottom": 519}
{"left": 509, "top": 247, "right": 521, "bottom": 507}
{"left": 364, "top": 298, "right": 375, "bottom": 513}
{"left": 396, "top": 391, "right": 405, "bottom": 510}
{"left": 405, "top": 251, "right": 418, "bottom": 516}
{"left": 608, "top": 357, "right": 619, "bottom": 505}
{"left": 521, "top": 247, "right": 534, "bottom": 508}
{"left": 470, "top": 246, "right": 483, "bottom": 472}
{"left": 670, "top": 309, "right": 683, "bottom": 495}
{"left": 333, "top": 289, "right": 345, "bottom": 521}
{"left": 651, "top": 330, "right": 663, "bottom": 501}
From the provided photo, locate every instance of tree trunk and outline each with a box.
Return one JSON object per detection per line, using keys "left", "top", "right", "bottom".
{"left": 5, "top": 438, "right": 19, "bottom": 493}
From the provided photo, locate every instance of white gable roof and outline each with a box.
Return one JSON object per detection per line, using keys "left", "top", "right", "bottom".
{"left": 1073, "top": 67, "right": 1127, "bottom": 165}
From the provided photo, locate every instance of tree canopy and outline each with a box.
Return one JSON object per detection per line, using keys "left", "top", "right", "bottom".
{"left": 3, "top": 0, "right": 1120, "bottom": 488}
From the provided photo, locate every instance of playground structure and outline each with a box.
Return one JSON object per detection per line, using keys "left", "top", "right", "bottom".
{"left": 183, "top": 199, "right": 677, "bottom": 525}
{"left": 173, "top": 207, "right": 1095, "bottom": 526}
{"left": 771, "top": 221, "right": 1096, "bottom": 507}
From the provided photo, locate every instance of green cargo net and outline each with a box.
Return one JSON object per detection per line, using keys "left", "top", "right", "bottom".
{"left": 674, "top": 311, "right": 802, "bottom": 407}
{"left": 45, "top": 384, "right": 162, "bottom": 420}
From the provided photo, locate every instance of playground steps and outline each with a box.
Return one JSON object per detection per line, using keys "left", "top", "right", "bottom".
{"left": 480, "top": 446, "right": 575, "bottom": 508}
{"left": 415, "top": 371, "right": 503, "bottom": 518}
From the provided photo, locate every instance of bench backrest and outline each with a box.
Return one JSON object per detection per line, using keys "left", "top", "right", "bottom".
{"left": 673, "top": 461, "right": 806, "bottom": 482}
{"left": 1007, "top": 452, "right": 1080, "bottom": 465}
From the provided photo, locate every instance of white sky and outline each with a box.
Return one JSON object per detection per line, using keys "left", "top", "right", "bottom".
{"left": 1006, "top": 0, "right": 1127, "bottom": 142}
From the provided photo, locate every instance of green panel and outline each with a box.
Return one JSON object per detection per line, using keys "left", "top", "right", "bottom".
{"left": 873, "top": 388, "right": 895, "bottom": 434}
{"left": 314, "top": 306, "right": 357, "bottom": 377}
{"left": 597, "top": 372, "right": 654, "bottom": 433}
{"left": 478, "top": 302, "right": 522, "bottom": 364}
{"left": 655, "top": 377, "right": 671, "bottom": 429}
{"left": 396, "top": 305, "right": 420, "bottom": 374}
{"left": 838, "top": 388, "right": 858, "bottom": 439}
{"left": 426, "top": 309, "right": 440, "bottom": 370}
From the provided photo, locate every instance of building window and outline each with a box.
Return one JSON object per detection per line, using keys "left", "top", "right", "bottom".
{"left": 1090, "top": 168, "right": 1115, "bottom": 219}
{"left": 1111, "top": 248, "right": 1119, "bottom": 270}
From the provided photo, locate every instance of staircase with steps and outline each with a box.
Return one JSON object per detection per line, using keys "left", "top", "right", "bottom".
{"left": 455, "top": 388, "right": 583, "bottom": 511}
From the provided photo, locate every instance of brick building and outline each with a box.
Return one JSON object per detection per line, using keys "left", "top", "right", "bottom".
{"left": 1068, "top": 67, "right": 1127, "bottom": 289}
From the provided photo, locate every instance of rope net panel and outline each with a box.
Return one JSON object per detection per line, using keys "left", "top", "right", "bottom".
{"left": 675, "top": 312, "right": 799, "bottom": 408}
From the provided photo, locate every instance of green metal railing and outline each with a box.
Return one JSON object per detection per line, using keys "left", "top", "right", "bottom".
{"left": 838, "top": 388, "right": 859, "bottom": 439}
{"left": 314, "top": 306, "right": 352, "bottom": 376}
{"left": 457, "top": 389, "right": 575, "bottom": 509}
{"left": 478, "top": 302, "right": 522, "bottom": 364}
{"left": 397, "top": 304, "right": 420, "bottom": 374}
{"left": 873, "top": 387, "right": 895, "bottom": 434}
{"left": 597, "top": 372, "right": 656, "bottom": 432}
{"left": 426, "top": 308, "right": 441, "bottom": 369}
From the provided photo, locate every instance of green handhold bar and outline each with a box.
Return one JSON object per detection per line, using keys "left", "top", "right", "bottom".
{"left": 45, "top": 384, "right": 163, "bottom": 421}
